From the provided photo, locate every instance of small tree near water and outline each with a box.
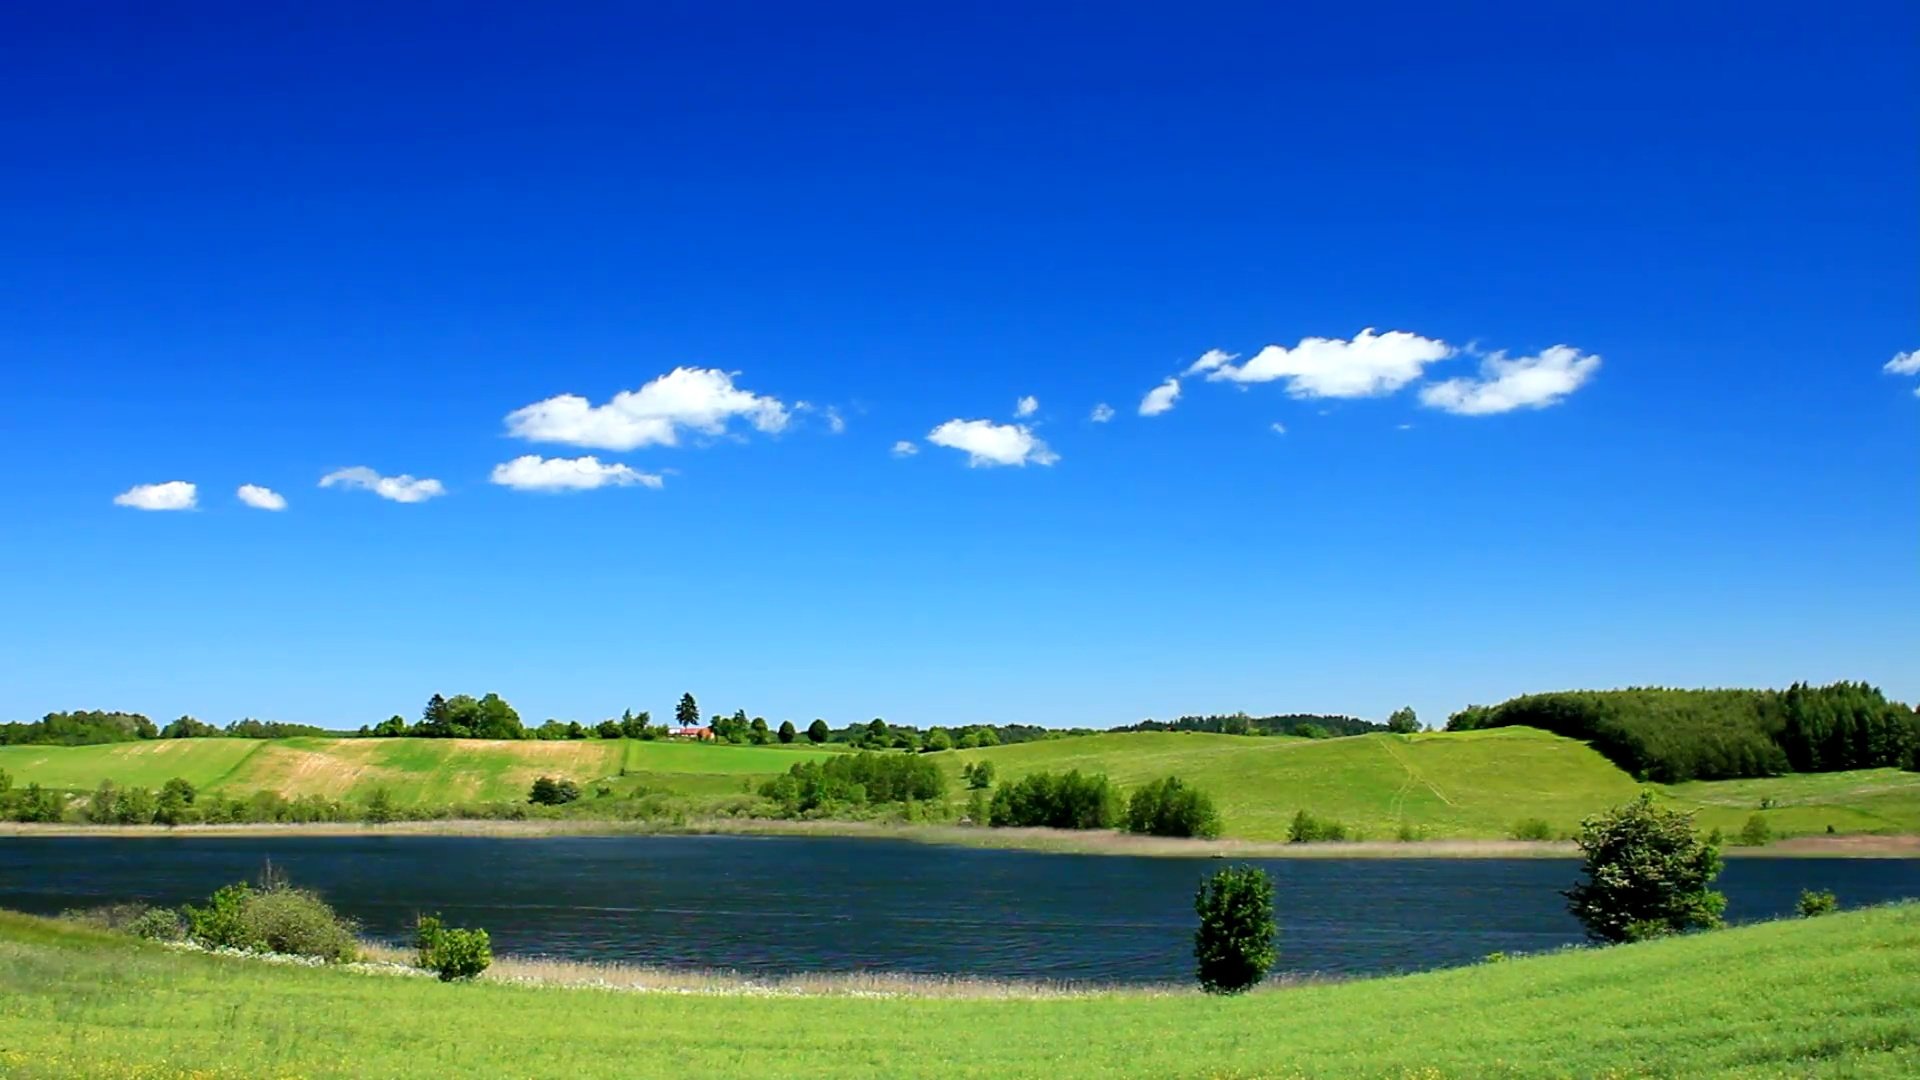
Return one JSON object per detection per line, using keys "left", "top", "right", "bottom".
{"left": 416, "top": 914, "right": 491, "bottom": 981}
{"left": 1565, "top": 793, "right": 1725, "bottom": 943}
{"left": 1194, "top": 864, "right": 1276, "bottom": 994}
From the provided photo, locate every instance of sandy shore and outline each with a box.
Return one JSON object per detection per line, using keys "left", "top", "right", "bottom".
{"left": 4, "top": 818, "right": 1914, "bottom": 857}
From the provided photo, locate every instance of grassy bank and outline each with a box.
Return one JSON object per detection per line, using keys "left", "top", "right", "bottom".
{"left": 6, "top": 728, "right": 1918, "bottom": 844}
{"left": 1, "top": 904, "right": 1916, "bottom": 1077}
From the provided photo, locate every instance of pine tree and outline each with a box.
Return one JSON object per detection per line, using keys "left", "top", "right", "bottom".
{"left": 675, "top": 693, "right": 700, "bottom": 730}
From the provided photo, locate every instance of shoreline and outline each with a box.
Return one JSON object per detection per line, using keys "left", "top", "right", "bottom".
{"left": 3, "top": 817, "right": 1915, "bottom": 857}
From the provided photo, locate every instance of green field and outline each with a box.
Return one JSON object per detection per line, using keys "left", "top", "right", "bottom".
{"left": 1, "top": 904, "right": 1915, "bottom": 1078}
{"left": 953, "top": 728, "right": 1645, "bottom": 840}
{"left": 5, "top": 729, "right": 1917, "bottom": 841}
{"left": 0, "top": 737, "right": 836, "bottom": 807}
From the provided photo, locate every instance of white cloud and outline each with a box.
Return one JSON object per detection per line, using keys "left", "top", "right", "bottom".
{"left": 113, "top": 481, "right": 196, "bottom": 511}
{"left": 1139, "top": 378, "right": 1181, "bottom": 417}
{"left": 236, "top": 484, "right": 286, "bottom": 511}
{"left": 1184, "top": 349, "right": 1236, "bottom": 376}
{"left": 825, "top": 407, "right": 847, "bottom": 434}
{"left": 1014, "top": 395, "right": 1039, "bottom": 418}
{"left": 1418, "top": 345, "right": 1602, "bottom": 416}
{"left": 505, "top": 367, "right": 790, "bottom": 451}
{"left": 319, "top": 467, "right": 446, "bottom": 503}
{"left": 1089, "top": 403, "right": 1115, "bottom": 423}
{"left": 1886, "top": 350, "right": 1920, "bottom": 376}
{"left": 926, "top": 419, "right": 1058, "bottom": 467}
{"left": 891, "top": 440, "right": 919, "bottom": 457}
{"left": 489, "top": 455, "right": 663, "bottom": 492}
{"left": 1203, "top": 329, "right": 1453, "bottom": 399}
{"left": 1269, "top": 422, "right": 1287, "bottom": 436}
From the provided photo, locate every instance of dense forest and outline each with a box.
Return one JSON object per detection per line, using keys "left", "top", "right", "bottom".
{"left": 1446, "top": 683, "right": 1920, "bottom": 782}
{"left": 1111, "top": 713, "right": 1387, "bottom": 738}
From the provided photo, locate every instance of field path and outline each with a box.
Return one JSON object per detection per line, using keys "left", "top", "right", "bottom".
{"left": 1377, "top": 737, "right": 1457, "bottom": 808}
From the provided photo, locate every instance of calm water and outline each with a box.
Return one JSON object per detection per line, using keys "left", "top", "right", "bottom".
{"left": 1, "top": 836, "right": 1913, "bottom": 983}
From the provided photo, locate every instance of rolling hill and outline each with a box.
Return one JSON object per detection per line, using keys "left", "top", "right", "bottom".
{"left": 4, "top": 728, "right": 1917, "bottom": 840}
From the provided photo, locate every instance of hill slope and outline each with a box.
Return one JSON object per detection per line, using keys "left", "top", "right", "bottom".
{"left": 1, "top": 904, "right": 1915, "bottom": 1077}
{"left": 5, "top": 729, "right": 1917, "bottom": 840}
{"left": 952, "top": 728, "right": 1643, "bottom": 840}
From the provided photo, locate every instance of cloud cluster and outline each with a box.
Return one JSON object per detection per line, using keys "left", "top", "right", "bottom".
{"left": 1014, "top": 395, "right": 1039, "bottom": 418}
{"left": 926, "top": 419, "right": 1058, "bottom": 467}
{"left": 319, "top": 467, "right": 446, "bottom": 503}
{"left": 489, "top": 455, "right": 663, "bottom": 492}
{"left": 237, "top": 484, "right": 287, "bottom": 511}
{"left": 1139, "top": 378, "right": 1180, "bottom": 417}
{"left": 114, "top": 481, "right": 197, "bottom": 511}
{"left": 1419, "top": 345, "right": 1603, "bottom": 416}
{"left": 505, "top": 367, "right": 789, "bottom": 451}
{"left": 1888, "top": 350, "right": 1920, "bottom": 397}
{"left": 1195, "top": 330, "right": 1453, "bottom": 399}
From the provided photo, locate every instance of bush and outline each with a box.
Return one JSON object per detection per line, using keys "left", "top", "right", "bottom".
{"left": 987, "top": 770, "right": 1119, "bottom": 829}
{"left": 528, "top": 777, "right": 582, "bottom": 806}
{"left": 363, "top": 787, "right": 399, "bottom": 824}
{"left": 129, "top": 906, "right": 185, "bottom": 941}
{"left": 1737, "top": 813, "right": 1772, "bottom": 847}
{"left": 1510, "top": 817, "right": 1555, "bottom": 841}
{"left": 1797, "top": 889, "right": 1838, "bottom": 917}
{"left": 1287, "top": 809, "right": 1347, "bottom": 843}
{"left": 1124, "top": 776, "right": 1223, "bottom": 839}
{"left": 1565, "top": 793, "right": 1726, "bottom": 943}
{"left": 416, "top": 914, "right": 492, "bottom": 981}
{"left": 184, "top": 883, "right": 259, "bottom": 950}
{"left": 182, "top": 879, "right": 358, "bottom": 961}
{"left": 759, "top": 752, "right": 946, "bottom": 816}
{"left": 236, "top": 886, "right": 359, "bottom": 962}
{"left": 962, "top": 761, "right": 996, "bottom": 790}
{"left": 1193, "top": 864, "right": 1276, "bottom": 994}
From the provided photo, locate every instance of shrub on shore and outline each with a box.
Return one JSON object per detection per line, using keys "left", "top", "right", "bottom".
{"left": 1797, "top": 889, "right": 1838, "bottom": 918}
{"left": 528, "top": 777, "right": 582, "bottom": 806}
{"left": 1194, "top": 864, "right": 1276, "bottom": 994}
{"left": 1124, "top": 776, "right": 1222, "bottom": 839}
{"left": 988, "top": 770, "right": 1119, "bottom": 830}
{"left": 1510, "top": 818, "right": 1555, "bottom": 842}
{"left": 181, "top": 878, "right": 359, "bottom": 962}
{"left": 1565, "top": 793, "right": 1725, "bottom": 943}
{"left": 416, "top": 914, "right": 492, "bottom": 981}
{"left": 1287, "top": 809, "right": 1347, "bottom": 843}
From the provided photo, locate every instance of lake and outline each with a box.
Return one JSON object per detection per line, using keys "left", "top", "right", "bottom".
{"left": 1, "top": 836, "right": 1913, "bottom": 983}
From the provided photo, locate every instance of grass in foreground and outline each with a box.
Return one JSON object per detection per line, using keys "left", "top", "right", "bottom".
{"left": 1, "top": 904, "right": 1916, "bottom": 1078}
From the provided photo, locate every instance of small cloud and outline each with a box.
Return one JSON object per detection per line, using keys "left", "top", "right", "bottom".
{"left": 1089, "top": 403, "right": 1115, "bottom": 423}
{"left": 505, "top": 367, "right": 790, "bottom": 451}
{"left": 1419, "top": 345, "right": 1601, "bottom": 415}
{"left": 1269, "top": 422, "right": 1287, "bottom": 436}
{"left": 319, "top": 467, "right": 446, "bottom": 503}
{"left": 926, "top": 419, "right": 1058, "bottom": 467}
{"left": 236, "top": 484, "right": 287, "bottom": 511}
{"left": 1203, "top": 329, "right": 1453, "bottom": 399}
{"left": 1139, "top": 378, "right": 1181, "bottom": 417}
{"left": 1886, "top": 349, "right": 1920, "bottom": 377}
{"left": 891, "top": 440, "right": 920, "bottom": 458}
{"left": 1397, "top": 423, "right": 1414, "bottom": 431}
{"left": 1014, "top": 395, "right": 1039, "bottom": 418}
{"left": 1184, "top": 349, "right": 1236, "bottom": 376}
{"left": 825, "top": 407, "right": 847, "bottom": 434}
{"left": 489, "top": 455, "right": 663, "bottom": 492}
{"left": 114, "top": 481, "right": 196, "bottom": 511}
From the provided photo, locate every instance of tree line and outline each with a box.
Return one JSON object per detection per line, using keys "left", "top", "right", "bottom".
{"left": 0, "top": 711, "right": 333, "bottom": 746}
{"left": 1446, "top": 682, "right": 1920, "bottom": 782}
{"left": 1111, "top": 712, "right": 1393, "bottom": 738}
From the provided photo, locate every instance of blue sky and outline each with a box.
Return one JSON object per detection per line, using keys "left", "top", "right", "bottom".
{"left": 3, "top": 2, "right": 1915, "bottom": 730}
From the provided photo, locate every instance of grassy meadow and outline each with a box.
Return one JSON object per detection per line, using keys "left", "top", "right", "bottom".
{"left": 1, "top": 904, "right": 1916, "bottom": 1078}
{"left": 4, "top": 727, "right": 1918, "bottom": 843}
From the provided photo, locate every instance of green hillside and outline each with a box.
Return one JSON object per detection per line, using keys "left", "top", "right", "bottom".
{"left": 951, "top": 728, "right": 1643, "bottom": 840}
{"left": 5, "top": 728, "right": 1918, "bottom": 841}
{"left": 0, "top": 737, "right": 835, "bottom": 807}
{"left": 2, "top": 904, "right": 1916, "bottom": 1078}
